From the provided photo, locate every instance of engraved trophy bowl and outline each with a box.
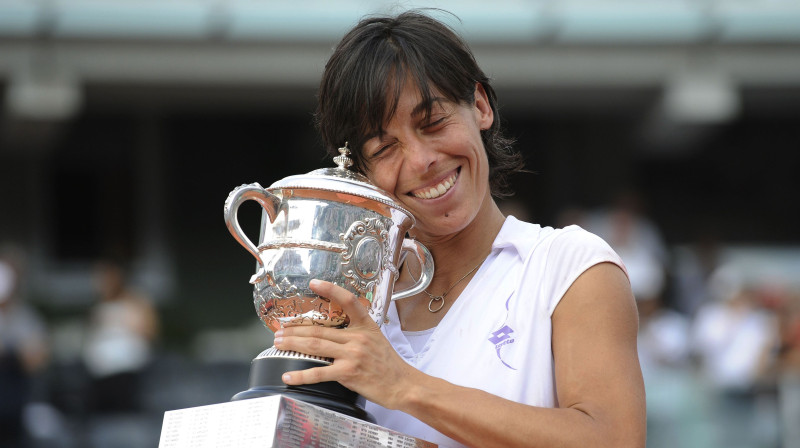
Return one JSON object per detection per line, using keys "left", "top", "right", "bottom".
{"left": 223, "top": 145, "right": 433, "bottom": 421}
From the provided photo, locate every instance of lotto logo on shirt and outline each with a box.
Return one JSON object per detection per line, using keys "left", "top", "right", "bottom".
{"left": 488, "top": 325, "right": 516, "bottom": 370}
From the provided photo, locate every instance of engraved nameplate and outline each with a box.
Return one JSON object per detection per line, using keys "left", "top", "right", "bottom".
{"left": 158, "top": 395, "right": 437, "bottom": 448}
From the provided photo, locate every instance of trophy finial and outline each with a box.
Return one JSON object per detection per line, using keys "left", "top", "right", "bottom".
{"left": 333, "top": 142, "right": 354, "bottom": 170}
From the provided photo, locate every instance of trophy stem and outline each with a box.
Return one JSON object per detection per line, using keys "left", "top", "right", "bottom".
{"left": 231, "top": 348, "right": 375, "bottom": 423}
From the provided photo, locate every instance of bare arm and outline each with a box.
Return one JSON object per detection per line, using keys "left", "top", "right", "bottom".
{"left": 275, "top": 263, "right": 645, "bottom": 447}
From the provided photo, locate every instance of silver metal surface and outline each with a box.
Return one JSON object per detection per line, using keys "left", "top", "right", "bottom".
{"left": 273, "top": 395, "right": 439, "bottom": 447}
{"left": 224, "top": 155, "right": 433, "bottom": 361}
{"left": 159, "top": 394, "right": 439, "bottom": 447}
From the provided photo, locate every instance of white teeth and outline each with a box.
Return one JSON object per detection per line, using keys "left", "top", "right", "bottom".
{"left": 413, "top": 173, "right": 457, "bottom": 199}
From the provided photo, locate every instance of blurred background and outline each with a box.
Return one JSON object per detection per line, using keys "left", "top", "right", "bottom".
{"left": 1, "top": 0, "right": 799, "bottom": 447}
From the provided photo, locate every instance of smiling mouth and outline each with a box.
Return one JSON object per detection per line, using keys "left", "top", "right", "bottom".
{"left": 411, "top": 170, "right": 459, "bottom": 199}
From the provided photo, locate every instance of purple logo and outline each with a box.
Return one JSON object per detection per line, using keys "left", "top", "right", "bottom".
{"left": 488, "top": 321, "right": 517, "bottom": 370}
{"left": 489, "top": 325, "right": 514, "bottom": 344}
{"left": 487, "top": 294, "right": 517, "bottom": 369}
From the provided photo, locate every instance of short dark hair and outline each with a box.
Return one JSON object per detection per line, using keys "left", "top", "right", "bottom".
{"left": 315, "top": 10, "right": 525, "bottom": 198}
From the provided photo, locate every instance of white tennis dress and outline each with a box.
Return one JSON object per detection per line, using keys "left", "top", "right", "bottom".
{"left": 366, "top": 216, "right": 627, "bottom": 447}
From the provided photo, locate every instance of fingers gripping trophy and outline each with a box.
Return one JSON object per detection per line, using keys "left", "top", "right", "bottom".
{"left": 223, "top": 144, "right": 434, "bottom": 422}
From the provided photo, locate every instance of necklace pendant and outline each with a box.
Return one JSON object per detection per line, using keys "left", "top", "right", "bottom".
{"left": 428, "top": 295, "right": 445, "bottom": 313}
{"left": 419, "top": 257, "right": 485, "bottom": 314}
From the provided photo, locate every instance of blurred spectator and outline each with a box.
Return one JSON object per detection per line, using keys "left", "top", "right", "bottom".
{"left": 776, "top": 287, "right": 800, "bottom": 448}
{"left": 693, "top": 264, "right": 778, "bottom": 392}
{"left": 582, "top": 189, "right": 669, "bottom": 303}
{"left": 0, "top": 251, "right": 49, "bottom": 448}
{"left": 638, "top": 296, "right": 691, "bottom": 371}
{"left": 636, "top": 293, "right": 704, "bottom": 447}
{"left": 81, "top": 258, "right": 159, "bottom": 414}
{"left": 691, "top": 264, "right": 781, "bottom": 448}
{"left": 672, "top": 229, "right": 723, "bottom": 317}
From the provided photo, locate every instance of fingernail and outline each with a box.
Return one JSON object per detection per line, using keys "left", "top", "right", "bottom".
{"left": 274, "top": 329, "right": 283, "bottom": 338}
{"left": 309, "top": 279, "right": 320, "bottom": 288}
{"left": 274, "top": 336, "right": 282, "bottom": 345}
{"left": 282, "top": 373, "right": 291, "bottom": 383}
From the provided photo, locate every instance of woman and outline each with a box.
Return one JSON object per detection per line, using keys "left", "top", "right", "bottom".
{"left": 274, "top": 11, "right": 646, "bottom": 447}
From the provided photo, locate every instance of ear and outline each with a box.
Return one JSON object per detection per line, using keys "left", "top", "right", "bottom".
{"left": 473, "top": 83, "right": 494, "bottom": 131}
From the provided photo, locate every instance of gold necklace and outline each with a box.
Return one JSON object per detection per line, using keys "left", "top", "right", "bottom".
{"left": 423, "top": 261, "right": 483, "bottom": 313}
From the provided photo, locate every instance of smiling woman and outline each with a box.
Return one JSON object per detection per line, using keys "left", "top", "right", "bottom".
{"left": 315, "top": 10, "right": 524, "bottom": 199}
{"left": 272, "top": 9, "right": 647, "bottom": 448}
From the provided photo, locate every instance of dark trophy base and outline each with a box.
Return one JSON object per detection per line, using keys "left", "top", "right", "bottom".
{"left": 231, "top": 356, "right": 375, "bottom": 423}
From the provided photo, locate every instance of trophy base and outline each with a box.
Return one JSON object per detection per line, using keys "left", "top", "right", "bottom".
{"left": 231, "top": 354, "right": 375, "bottom": 423}
{"left": 160, "top": 394, "right": 437, "bottom": 447}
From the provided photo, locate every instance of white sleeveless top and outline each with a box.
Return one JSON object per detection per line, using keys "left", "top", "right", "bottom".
{"left": 366, "top": 217, "right": 626, "bottom": 447}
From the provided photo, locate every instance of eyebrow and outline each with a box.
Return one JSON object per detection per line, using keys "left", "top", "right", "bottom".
{"left": 412, "top": 96, "right": 447, "bottom": 118}
{"left": 364, "top": 96, "right": 448, "bottom": 142}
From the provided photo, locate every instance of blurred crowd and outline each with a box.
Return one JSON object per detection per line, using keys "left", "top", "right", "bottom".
{"left": 0, "top": 247, "right": 49, "bottom": 448}
{"left": 0, "top": 245, "right": 161, "bottom": 448}
{"left": 2, "top": 189, "right": 800, "bottom": 447}
{"left": 552, "top": 191, "right": 800, "bottom": 448}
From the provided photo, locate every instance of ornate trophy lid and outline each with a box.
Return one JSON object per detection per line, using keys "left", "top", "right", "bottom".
{"left": 268, "top": 143, "right": 414, "bottom": 220}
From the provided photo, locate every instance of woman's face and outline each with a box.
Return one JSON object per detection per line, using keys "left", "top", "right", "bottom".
{"left": 361, "top": 82, "right": 494, "bottom": 240}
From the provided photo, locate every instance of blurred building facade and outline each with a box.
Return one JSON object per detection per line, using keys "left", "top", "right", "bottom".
{"left": 2, "top": 0, "right": 800, "bottom": 309}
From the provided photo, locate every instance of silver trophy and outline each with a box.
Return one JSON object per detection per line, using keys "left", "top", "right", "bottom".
{"left": 223, "top": 144, "right": 434, "bottom": 422}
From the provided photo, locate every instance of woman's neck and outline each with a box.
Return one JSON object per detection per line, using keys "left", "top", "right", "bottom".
{"left": 394, "top": 195, "right": 506, "bottom": 331}
{"left": 418, "top": 195, "right": 505, "bottom": 281}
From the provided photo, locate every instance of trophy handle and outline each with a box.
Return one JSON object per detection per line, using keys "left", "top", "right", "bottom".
{"left": 391, "top": 239, "right": 434, "bottom": 301}
{"left": 224, "top": 183, "right": 281, "bottom": 284}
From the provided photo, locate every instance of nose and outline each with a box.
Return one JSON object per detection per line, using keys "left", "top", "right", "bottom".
{"left": 403, "top": 135, "right": 437, "bottom": 173}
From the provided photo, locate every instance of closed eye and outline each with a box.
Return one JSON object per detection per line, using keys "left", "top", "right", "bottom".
{"left": 371, "top": 141, "right": 396, "bottom": 159}
{"left": 421, "top": 117, "right": 446, "bottom": 131}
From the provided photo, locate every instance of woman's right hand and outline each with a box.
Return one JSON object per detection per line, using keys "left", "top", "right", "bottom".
{"left": 274, "top": 279, "right": 419, "bottom": 410}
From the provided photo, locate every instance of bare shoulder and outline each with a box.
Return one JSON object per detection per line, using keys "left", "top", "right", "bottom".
{"left": 553, "top": 262, "right": 638, "bottom": 336}
{"left": 551, "top": 262, "right": 646, "bottom": 447}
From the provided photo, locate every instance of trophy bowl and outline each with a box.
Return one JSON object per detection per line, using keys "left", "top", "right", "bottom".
{"left": 223, "top": 145, "right": 433, "bottom": 421}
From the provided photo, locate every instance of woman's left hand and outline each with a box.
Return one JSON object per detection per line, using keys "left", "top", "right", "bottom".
{"left": 274, "top": 279, "right": 414, "bottom": 409}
